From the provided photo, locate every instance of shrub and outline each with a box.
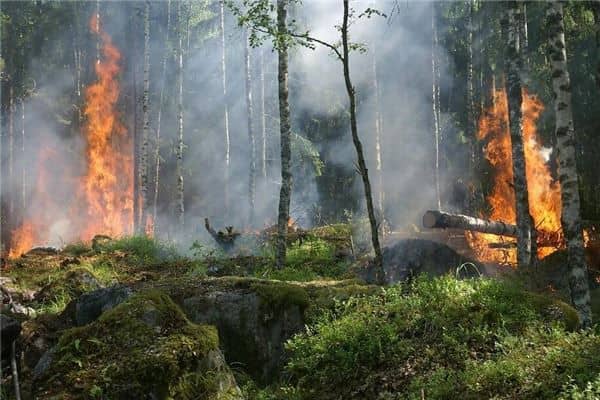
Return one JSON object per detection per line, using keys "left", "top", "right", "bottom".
{"left": 284, "top": 276, "right": 597, "bottom": 399}
{"left": 102, "top": 235, "right": 179, "bottom": 265}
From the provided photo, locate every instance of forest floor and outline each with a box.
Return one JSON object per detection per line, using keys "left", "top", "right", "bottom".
{"left": 1, "top": 226, "right": 600, "bottom": 399}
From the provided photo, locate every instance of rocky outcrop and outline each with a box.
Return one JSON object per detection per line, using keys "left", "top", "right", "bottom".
{"left": 34, "top": 289, "right": 243, "bottom": 400}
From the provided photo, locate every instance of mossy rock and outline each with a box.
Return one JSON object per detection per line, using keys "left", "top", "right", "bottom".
{"left": 34, "top": 289, "right": 242, "bottom": 400}
{"left": 34, "top": 268, "right": 103, "bottom": 305}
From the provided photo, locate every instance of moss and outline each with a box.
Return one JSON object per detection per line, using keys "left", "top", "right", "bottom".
{"left": 251, "top": 281, "right": 310, "bottom": 312}
{"left": 36, "top": 289, "right": 224, "bottom": 399}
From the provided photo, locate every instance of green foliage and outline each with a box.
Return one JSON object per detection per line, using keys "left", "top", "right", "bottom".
{"left": 62, "top": 241, "right": 92, "bottom": 256}
{"left": 560, "top": 374, "right": 600, "bottom": 400}
{"left": 284, "top": 276, "right": 596, "bottom": 399}
{"left": 101, "top": 235, "right": 180, "bottom": 265}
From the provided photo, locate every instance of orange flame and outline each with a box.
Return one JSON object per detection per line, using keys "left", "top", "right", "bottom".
{"left": 78, "top": 14, "right": 133, "bottom": 240}
{"left": 468, "top": 88, "right": 563, "bottom": 264}
{"left": 7, "top": 14, "right": 132, "bottom": 258}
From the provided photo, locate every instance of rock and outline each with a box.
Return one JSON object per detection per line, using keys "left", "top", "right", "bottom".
{"left": 24, "top": 247, "right": 59, "bottom": 256}
{"left": 64, "top": 284, "right": 132, "bottom": 326}
{"left": 159, "top": 277, "right": 375, "bottom": 384}
{"left": 1, "top": 314, "right": 21, "bottom": 354}
{"left": 360, "top": 239, "right": 479, "bottom": 284}
{"left": 34, "top": 290, "right": 243, "bottom": 400}
{"left": 32, "top": 345, "right": 57, "bottom": 381}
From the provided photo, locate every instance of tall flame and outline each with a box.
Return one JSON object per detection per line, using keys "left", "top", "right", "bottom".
{"left": 7, "top": 14, "right": 132, "bottom": 257}
{"left": 79, "top": 14, "right": 133, "bottom": 240}
{"left": 468, "top": 88, "right": 563, "bottom": 264}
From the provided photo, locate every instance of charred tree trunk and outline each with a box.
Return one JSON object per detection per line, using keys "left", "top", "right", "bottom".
{"left": 504, "top": 1, "right": 534, "bottom": 268}
{"left": 520, "top": 2, "right": 529, "bottom": 69}
{"left": 139, "top": 0, "right": 151, "bottom": 234}
{"left": 220, "top": 0, "right": 231, "bottom": 218}
{"left": 275, "top": 0, "right": 292, "bottom": 270}
{"left": 244, "top": 30, "right": 256, "bottom": 227}
{"left": 153, "top": 0, "right": 171, "bottom": 226}
{"left": 431, "top": 2, "right": 441, "bottom": 210}
{"left": 547, "top": 1, "right": 592, "bottom": 327}
{"left": 342, "top": 0, "right": 384, "bottom": 284}
{"left": 176, "top": 1, "right": 185, "bottom": 227}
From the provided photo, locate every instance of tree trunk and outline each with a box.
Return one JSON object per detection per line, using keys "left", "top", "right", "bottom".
{"left": 372, "top": 49, "right": 385, "bottom": 226}
{"left": 244, "top": 30, "right": 256, "bottom": 227}
{"left": 342, "top": 0, "right": 384, "bottom": 284}
{"left": 153, "top": 0, "right": 171, "bottom": 226}
{"left": 504, "top": 1, "right": 534, "bottom": 268}
{"left": 260, "top": 46, "right": 267, "bottom": 179}
{"left": 593, "top": 2, "right": 600, "bottom": 89}
{"left": 20, "top": 99, "right": 25, "bottom": 212}
{"left": 275, "top": 0, "right": 292, "bottom": 270}
{"left": 131, "top": 3, "right": 140, "bottom": 234}
{"left": 139, "top": 0, "right": 151, "bottom": 234}
{"left": 520, "top": 2, "right": 529, "bottom": 69}
{"left": 431, "top": 2, "right": 441, "bottom": 210}
{"left": 467, "top": 0, "right": 476, "bottom": 187}
{"left": 220, "top": 0, "right": 231, "bottom": 218}
{"left": 176, "top": 1, "right": 185, "bottom": 227}
{"left": 8, "top": 86, "right": 14, "bottom": 219}
{"left": 547, "top": 1, "right": 592, "bottom": 327}
{"left": 423, "top": 210, "right": 518, "bottom": 237}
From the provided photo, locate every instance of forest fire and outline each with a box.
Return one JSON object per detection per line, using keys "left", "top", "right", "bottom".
{"left": 467, "top": 88, "right": 563, "bottom": 264}
{"left": 7, "top": 15, "right": 132, "bottom": 257}
{"left": 79, "top": 14, "right": 133, "bottom": 240}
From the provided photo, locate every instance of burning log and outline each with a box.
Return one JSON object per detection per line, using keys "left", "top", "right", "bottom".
{"left": 423, "top": 210, "right": 517, "bottom": 237}
{"left": 422, "top": 210, "right": 563, "bottom": 249}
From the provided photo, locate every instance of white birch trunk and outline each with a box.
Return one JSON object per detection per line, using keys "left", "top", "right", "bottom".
{"left": 140, "top": 0, "right": 151, "bottom": 233}
{"left": 220, "top": 0, "right": 231, "bottom": 218}
{"left": 176, "top": 1, "right": 185, "bottom": 227}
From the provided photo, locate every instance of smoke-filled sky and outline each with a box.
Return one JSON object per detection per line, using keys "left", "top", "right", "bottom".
{"left": 3, "top": 0, "right": 457, "bottom": 251}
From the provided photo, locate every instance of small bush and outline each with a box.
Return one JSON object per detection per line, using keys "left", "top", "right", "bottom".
{"left": 560, "top": 373, "right": 600, "bottom": 400}
{"left": 62, "top": 241, "right": 92, "bottom": 256}
{"left": 284, "top": 276, "right": 597, "bottom": 399}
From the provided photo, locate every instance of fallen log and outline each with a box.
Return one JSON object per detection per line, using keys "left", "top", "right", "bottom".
{"left": 423, "top": 210, "right": 517, "bottom": 237}
{"left": 422, "top": 210, "right": 565, "bottom": 248}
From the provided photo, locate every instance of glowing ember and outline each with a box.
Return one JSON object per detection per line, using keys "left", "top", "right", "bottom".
{"left": 78, "top": 14, "right": 133, "bottom": 240}
{"left": 467, "top": 88, "right": 563, "bottom": 264}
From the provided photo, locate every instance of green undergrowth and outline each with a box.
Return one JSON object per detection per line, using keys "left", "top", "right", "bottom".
{"left": 254, "top": 276, "right": 598, "bottom": 400}
{"left": 95, "top": 235, "right": 180, "bottom": 265}
{"left": 35, "top": 289, "right": 233, "bottom": 399}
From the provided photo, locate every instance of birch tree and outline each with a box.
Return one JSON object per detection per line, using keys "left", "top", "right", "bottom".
{"left": 220, "top": 0, "right": 231, "bottom": 217}
{"left": 153, "top": 0, "right": 171, "bottom": 225}
{"left": 432, "top": 2, "right": 441, "bottom": 210}
{"left": 260, "top": 47, "right": 267, "bottom": 179}
{"left": 275, "top": 0, "right": 292, "bottom": 269}
{"left": 139, "top": 0, "right": 151, "bottom": 233}
{"left": 244, "top": 30, "right": 257, "bottom": 227}
{"left": 504, "top": 1, "right": 534, "bottom": 267}
{"left": 547, "top": 1, "right": 592, "bottom": 327}
{"left": 176, "top": 1, "right": 185, "bottom": 227}
{"left": 467, "top": 0, "right": 476, "bottom": 188}
{"left": 372, "top": 49, "right": 385, "bottom": 226}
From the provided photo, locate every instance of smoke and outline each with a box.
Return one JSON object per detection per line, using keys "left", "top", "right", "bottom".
{"left": 2, "top": 0, "right": 461, "bottom": 253}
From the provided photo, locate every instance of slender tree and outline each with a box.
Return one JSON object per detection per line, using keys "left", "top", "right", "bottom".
{"left": 593, "top": 2, "right": 600, "bottom": 89}
{"left": 260, "top": 46, "right": 267, "bottom": 179}
{"left": 176, "top": 1, "right": 185, "bottom": 227}
{"left": 467, "top": 0, "right": 476, "bottom": 187}
{"left": 275, "top": 0, "right": 292, "bottom": 269}
{"left": 220, "top": 0, "right": 231, "bottom": 218}
{"left": 244, "top": 30, "right": 256, "bottom": 227}
{"left": 432, "top": 2, "right": 441, "bottom": 210}
{"left": 342, "top": 0, "right": 384, "bottom": 283}
{"left": 153, "top": 0, "right": 171, "bottom": 225}
{"left": 372, "top": 48, "right": 385, "bottom": 226}
{"left": 20, "top": 99, "right": 25, "bottom": 212}
{"left": 547, "top": 1, "right": 592, "bottom": 327}
{"left": 139, "top": 0, "right": 151, "bottom": 233}
{"left": 504, "top": 1, "right": 534, "bottom": 267}
{"left": 519, "top": 2, "right": 529, "bottom": 69}
{"left": 8, "top": 86, "right": 14, "bottom": 219}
